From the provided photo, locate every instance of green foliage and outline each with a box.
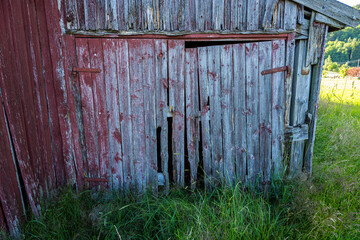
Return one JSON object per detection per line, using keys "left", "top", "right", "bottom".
{"left": 323, "top": 56, "right": 340, "bottom": 72}
{"left": 339, "top": 64, "right": 349, "bottom": 77}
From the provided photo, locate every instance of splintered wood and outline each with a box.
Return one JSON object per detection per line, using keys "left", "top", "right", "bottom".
{"left": 74, "top": 39, "right": 287, "bottom": 191}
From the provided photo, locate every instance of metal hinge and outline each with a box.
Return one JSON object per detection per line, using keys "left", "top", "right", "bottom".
{"left": 72, "top": 67, "right": 101, "bottom": 77}
{"left": 261, "top": 65, "right": 291, "bottom": 78}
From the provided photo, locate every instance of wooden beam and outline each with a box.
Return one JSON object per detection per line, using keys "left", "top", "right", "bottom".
{"left": 285, "top": 124, "right": 309, "bottom": 141}
{"left": 291, "top": 0, "right": 360, "bottom": 28}
{"left": 315, "top": 13, "right": 345, "bottom": 29}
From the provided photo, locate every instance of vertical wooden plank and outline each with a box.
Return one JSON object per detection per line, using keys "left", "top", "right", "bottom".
{"left": 128, "top": 0, "right": 141, "bottom": 30}
{"left": 155, "top": 40, "right": 169, "bottom": 191}
{"left": 160, "top": 0, "right": 171, "bottom": 30}
{"left": 64, "top": 35, "right": 85, "bottom": 189}
{"left": 198, "top": 47, "right": 212, "bottom": 188}
{"left": 76, "top": 0, "right": 86, "bottom": 29}
{"left": 88, "top": 39, "right": 110, "bottom": 180}
{"left": 233, "top": 43, "right": 247, "bottom": 182}
{"left": 34, "top": 0, "right": 66, "bottom": 187}
{"left": 105, "top": 0, "right": 119, "bottom": 30}
{"left": 258, "top": 41, "right": 272, "bottom": 185}
{"left": 103, "top": 39, "right": 124, "bottom": 189}
{"left": 304, "top": 26, "right": 328, "bottom": 175}
{"left": 245, "top": 42, "right": 260, "bottom": 184}
{"left": 0, "top": 99, "right": 23, "bottom": 237}
{"left": 184, "top": 0, "right": 196, "bottom": 31}
{"left": 196, "top": 0, "right": 212, "bottom": 31}
{"left": 213, "top": 0, "right": 225, "bottom": 30}
{"left": 142, "top": 0, "right": 154, "bottom": 30}
{"left": 271, "top": 39, "right": 286, "bottom": 178}
{"left": 207, "top": 46, "right": 222, "bottom": 184}
{"left": 128, "top": 40, "right": 146, "bottom": 192}
{"left": 76, "top": 38, "right": 100, "bottom": 180}
{"left": 0, "top": 0, "right": 40, "bottom": 217}
{"left": 117, "top": 39, "right": 134, "bottom": 192}
{"left": 262, "top": 0, "right": 279, "bottom": 29}
{"left": 117, "top": 0, "right": 128, "bottom": 30}
{"left": 24, "top": 0, "right": 56, "bottom": 195}
{"left": 220, "top": 45, "right": 235, "bottom": 185}
{"left": 185, "top": 48, "right": 200, "bottom": 189}
{"left": 43, "top": 0, "right": 76, "bottom": 184}
{"left": 141, "top": 39, "right": 158, "bottom": 191}
{"left": 168, "top": 40, "right": 185, "bottom": 187}
{"left": 84, "top": 0, "right": 97, "bottom": 30}
{"left": 247, "top": 0, "right": 260, "bottom": 30}
{"left": 284, "top": 0, "right": 297, "bottom": 30}
{"left": 97, "top": 0, "right": 106, "bottom": 29}
{"left": 64, "top": 0, "right": 79, "bottom": 30}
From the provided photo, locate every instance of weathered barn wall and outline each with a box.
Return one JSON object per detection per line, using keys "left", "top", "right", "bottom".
{"left": 64, "top": 0, "right": 298, "bottom": 33}
{"left": 0, "top": 0, "right": 336, "bottom": 236}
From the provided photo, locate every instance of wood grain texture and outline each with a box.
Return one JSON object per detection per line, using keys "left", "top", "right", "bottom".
{"left": 198, "top": 47, "right": 212, "bottom": 188}
{"left": 271, "top": 39, "right": 286, "bottom": 178}
{"left": 155, "top": 40, "right": 169, "bottom": 191}
{"left": 220, "top": 45, "right": 235, "bottom": 185}
{"left": 168, "top": 40, "right": 185, "bottom": 187}
{"left": 233, "top": 44, "right": 247, "bottom": 182}
{"left": 259, "top": 41, "right": 272, "bottom": 185}
{"left": 185, "top": 48, "right": 200, "bottom": 189}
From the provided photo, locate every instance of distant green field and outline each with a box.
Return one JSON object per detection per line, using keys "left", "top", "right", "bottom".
{"left": 3, "top": 78, "right": 360, "bottom": 240}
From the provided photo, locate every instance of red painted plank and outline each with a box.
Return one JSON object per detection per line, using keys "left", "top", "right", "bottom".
{"left": 34, "top": 0, "right": 66, "bottom": 186}
{"left": 207, "top": 46, "right": 223, "bottom": 184}
{"left": 117, "top": 39, "right": 134, "bottom": 192}
{"left": 24, "top": 0, "right": 56, "bottom": 197}
{"left": 197, "top": 47, "right": 212, "bottom": 188}
{"left": 245, "top": 42, "right": 260, "bottom": 184}
{"left": 0, "top": 206, "right": 6, "bottom": 233}
{"left": 1, "top": 0, "right": 40, "bottom": 217}
{"left": 76, "top": 38, "right": 100, "bottom": 180}
{"left": 102, "top": 39, "right": 124, "bottom": 189}
{"left": 43, "top": 0, "right": 76, "bottom": 184}
{"left": 128, "top": 39, "right": 146, "bottom": 192}
{"left": 185, "top": 48, "right": 200, "bottom": 189}
{"left": 64, "top": 35, "right": 85, "bottom": 189}
{"left": 233, "top": 43, "right": 247, "bottom": 182}
{"left": 0, "top": 98, "right": 23, "bottom": 237}
{"left": 220, "top": 44, "right": 235, "bottom": 185}
{"left": 141, "top": 39, "right": 158, "bottom": 192}
{"left": 155, "top": 39, "right": 169, "bottom": 191}
{"left": 88, "top": 39, "right": 110, "bottom": 181}
{"left": 168, "top": 40, "right": 185, "bottom": 187}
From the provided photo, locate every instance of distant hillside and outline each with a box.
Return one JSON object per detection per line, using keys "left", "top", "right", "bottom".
{"left": 325, "top": 4, "right": 360, "bottom": 67}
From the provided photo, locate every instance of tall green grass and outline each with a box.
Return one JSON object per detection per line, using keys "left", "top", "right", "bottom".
{"left": 4, "top": 78, "right": 360, "bottom": 239}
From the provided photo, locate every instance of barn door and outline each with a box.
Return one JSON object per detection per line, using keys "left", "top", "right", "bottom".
{"left": 185, "top": 40, "right": 287, "bottom": 187}
{"left": 74, "top": 38, "right": 173, "bottom": 192}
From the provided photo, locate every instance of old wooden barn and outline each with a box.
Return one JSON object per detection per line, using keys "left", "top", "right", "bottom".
{"left": 1, "top": 0, "right": 359, "bottom": 236}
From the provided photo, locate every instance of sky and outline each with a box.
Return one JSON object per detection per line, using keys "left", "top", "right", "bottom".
{"left": 338, "top": 0, "right": 360, "bottom": 6}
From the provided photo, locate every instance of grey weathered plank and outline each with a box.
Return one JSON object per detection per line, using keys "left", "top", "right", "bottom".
{"left": 304, "top": 26, "right": 328, "bottom": 175}
{"left": 285, "top": 33, "right": 295, "bottom": 126}
{"left": 213, "top": 0, "right": 225, "bottom": 30}
{"left": 285, "top": 124, "right": 309, "bottom": 141}
{"left": 233, "top": 43, "right": 247, "bottom": 182}
{"left": 245, "top": 42, "right": 260, "bottom": 184}
{"left": 221, "top": 44, "right": 235, "bottom": 185}
{"left": 128, "top": 39, "right": 146, "bottom": 192}
{"left": 207, "top": 46, "right": 223, "bottom": 184}
{"left": 291, "top": 0, "right": 360, "bottom": 28}
{"left": 184, "top": 0, "right": 196, "bottom": 31}
{"left": 155, "top": 39, "right": 169, "bottom": 191}
{"left": 117, "top": 39, "right": 134, "bottom": 192}
{"left": 284, "top": 0, "right": 297, "bottom": 30}
{"left": 259, "top": 41, "right": 272, "bottom": 185}
{"left": 105, "top": 0, "right": 119, "bottom": 30}
{"left": 247, "top": 0, "right": 260, "bottom": 30}
{"left": 271, "top": 39, "right": 286, "bottom": 178}
{"left": 141, "top": 39, "right": 158, "bottom": 192}
{"left": 198, "top": 46, "right": 212, "bottom": 188}
{"left": 262, "top": 0, "right": 279, "bottom": 29}
{"left": 297, "top": 4, "right": 304, "bottom": 24}
{"left": 185, "top": 48, "right": 200, "bottom": 189}
{"left": 306, "top": 13, "right": 327, "bottom": 67}
{"left": 315, "top": 13, "right": 345, "bottom": 29}
{"left": 102, "top": 39, "right": 123, "bottom": 189}
{"left": 168, "top": 40, "right": 185, "bottom": 187}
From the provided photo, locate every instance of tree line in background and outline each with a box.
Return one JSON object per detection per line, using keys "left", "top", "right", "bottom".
{"left": 323, "top": 4, "right": 360, "bottom": 77}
